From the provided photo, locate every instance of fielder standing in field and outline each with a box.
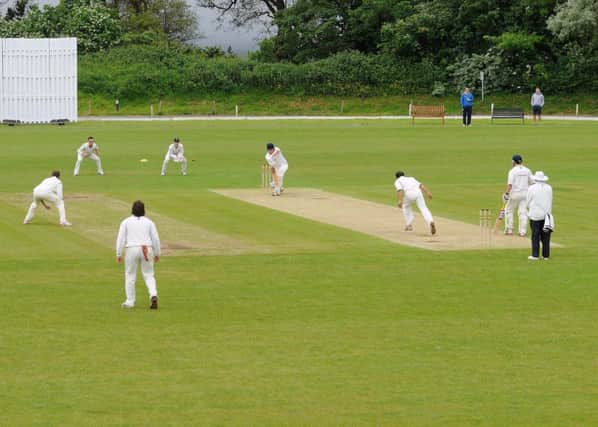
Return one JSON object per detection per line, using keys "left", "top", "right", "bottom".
{"left": 526, "top": 171, "right": 553, "bottom": 260}
{"left": 116, "top": 200, "right": 161, "bottom": 309}
{"left": 394, "top": 171, "right": 436, "bottom": 235}
{"left": 265, "top": 142, "right": 288, "bottom": 196}
{"left": 161, "top": 137, "right": 187, "bottom": 176}
{"left": 74, "top": 136, "right": 104, "bottom": 176}
{"left": 504, "top": 154, "right": 534, "bottom": 236}
{"left": 23, "top": 171, "right": 72, "bottom": 226}
{"left": 531, "top": 87, "right": 545, "bottom": 124}
{"left": 460, "top": 87, "right": 474, "bottom": 127}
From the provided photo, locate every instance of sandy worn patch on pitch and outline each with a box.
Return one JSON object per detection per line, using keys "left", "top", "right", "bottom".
{"left": 2, "top": 193, "right": 266, "bottom": 256}
{"left": 213, "top": 188, "right": 537, "bottom": 251}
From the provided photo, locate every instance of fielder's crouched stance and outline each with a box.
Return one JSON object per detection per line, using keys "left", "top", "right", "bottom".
{"left": 74, "top": 136, "right": 104, "bottom": 176}
{"left": 116, "top": 200, "right": 161, "bottom": 309}
{"left": 265, "top": 142, "right": 288, "bottom": 196}
{"left": 394, "top": 171, "right": 436, "bottom": 235}
{"left": 23, "top": 170, "right": 72, "bottom": 226}
{"left": 161, "top": 137, "right": 187, "bottom": 176}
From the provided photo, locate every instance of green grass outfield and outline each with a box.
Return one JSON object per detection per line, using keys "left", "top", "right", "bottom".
{"left": 0, "top": 119, "right": 597, "bottom": 426}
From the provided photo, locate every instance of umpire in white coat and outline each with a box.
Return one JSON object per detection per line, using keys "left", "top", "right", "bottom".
{"left": 116, "top": 200, "right": 161, "bottom": 309}
{"left": 526, "top": 171, "right": 553, "bottom": 260}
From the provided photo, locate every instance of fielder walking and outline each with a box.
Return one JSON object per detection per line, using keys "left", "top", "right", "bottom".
{"left": 116, "top": 200, "right": 161, "bottom": 309}
{"left": 526, "top": 171, "right": 553, "bottom": 260}
{"left": 394, "top": 171, "right": 436, "bottom": 235}
{"left": 74, "top": 136, "right": 104, "bottom": 176}
{"left": 23, "top": 171, "right": 71, "bottom": 226}
{"left": 504, "top": 154, "right": 534, "bottom": 236}
{"left": 265, "top": 142, "right": 288, "bottom": 196}
{"left": 161, "top": 137, "right": 187, "bottom": 176}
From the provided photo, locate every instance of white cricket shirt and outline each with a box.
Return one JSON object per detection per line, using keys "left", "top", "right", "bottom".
{"left": 508, "top": 165, "right": 533, "bottom": 193}
{"left": 78, "top": 142, "right": 99, "bottom": 155}
{"left": 34, "top": 177, "right": 63, "bottom": 200}
{"left": 167, "top": 143, "right": 184, "bottom": 157}
{"left": 527, "top": 183, "right": 553, "bottom": 220}
{"left": 116, "top": 216, "right": 161, "bottom": 257}
{"left": 394, "top": 176, "right": 421, "bottom": 193}
{"left": 265, "top": 147, "right": 288, "bottom": 169}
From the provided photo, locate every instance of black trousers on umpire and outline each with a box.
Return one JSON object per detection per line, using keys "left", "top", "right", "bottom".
{"left": 462, "top": 106, "right": 472, "bottom": 125}
{"left": 530, "top": 219, "right": 551, "bottom": 258}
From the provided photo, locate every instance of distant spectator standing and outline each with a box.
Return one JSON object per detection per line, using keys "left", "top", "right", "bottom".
{"left": 526, "top": 171, "right": 553, "bottom": 261}
{"left": 531, "top": 88, "right": 545, "bottom": 124}
{"left": 460, "top": 87, "right": 474, "bottom": 127}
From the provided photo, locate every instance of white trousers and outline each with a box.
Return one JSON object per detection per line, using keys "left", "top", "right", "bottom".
{"left": 123, "top": 246, "right": 157, "bottom": 306}
{"left": 274, "top": 164, "right": 288, "bottom": 191}
{"left": 24, "top": 191, "right": 67, "bottom": 224}
{"left": 505, "top": 191, "right": 528, "bottom": 234}
{"left": 162, "top": 155, "right": 187, "bottom": 175}
{"left": 74, "top": 153, "right": 103, "bottom": 175}
{"left": 402, "top": 190, "right": 434, "bottom": 226}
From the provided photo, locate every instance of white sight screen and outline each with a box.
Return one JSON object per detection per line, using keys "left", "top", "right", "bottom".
{"left": 0, "top": 38, "right": 77, "bottom": 123}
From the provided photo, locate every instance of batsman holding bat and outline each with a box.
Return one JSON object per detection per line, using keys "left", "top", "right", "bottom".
{"left": 503, "top": 154, "right": 534, "bottom": 236}
{"left": 265, "top": 142, "right": 288, "bottom": 196}
{"left": 74, "top": 136, "right": 104, "bottom": 176}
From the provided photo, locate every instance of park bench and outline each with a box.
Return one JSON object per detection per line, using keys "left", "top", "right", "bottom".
{"left": 410, "top": 104, "right": 445, "bottom": 124}
{"left": 491, "top": 106, "right": 524, "bottom": 124}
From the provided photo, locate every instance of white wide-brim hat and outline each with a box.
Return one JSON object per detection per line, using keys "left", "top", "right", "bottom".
{"left": 533, "top": 171, "right": 549, "bottom": 182}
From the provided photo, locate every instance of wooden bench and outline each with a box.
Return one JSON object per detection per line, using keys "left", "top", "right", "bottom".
{"left": 491, "top": 106, "right": 524, "bottom": 124}
{"left": 411, "top": 104, "right": 445, "bottom": 124}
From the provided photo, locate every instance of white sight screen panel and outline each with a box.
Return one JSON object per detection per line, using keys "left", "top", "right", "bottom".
{"left": 0, "top": 38, "right": 77, "bottom": 123}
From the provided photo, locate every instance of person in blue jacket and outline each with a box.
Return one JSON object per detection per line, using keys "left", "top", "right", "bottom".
{"left": 460, "top": 87, "right": 474, "bottom": 126}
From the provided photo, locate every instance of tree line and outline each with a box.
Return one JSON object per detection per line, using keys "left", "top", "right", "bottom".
{"left": 2, "top": 0, "right": 597, "bottom": 96}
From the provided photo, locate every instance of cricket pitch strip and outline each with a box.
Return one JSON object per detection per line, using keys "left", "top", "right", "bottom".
{"left": 213, "top": 188, "right": 542, "bottom": 251}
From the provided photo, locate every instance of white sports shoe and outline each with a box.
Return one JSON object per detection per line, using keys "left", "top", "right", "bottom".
{"left": 161, "top": 172, "right": 165, "bottom": 176}
{"left": 518, "top": 232, "right": 526, "bottom": 237}
{"left": 23, "top": 219, "right": 31, "bottom": 224}
{"left": 60, "top": 221, "right": 72, "bottom": 227}
{"left": 528, "top": 256, "right": 539, "bottom": 260}
{"left": 121, "top": 302, "right": 134, "bottom": 309}
{"left": 98, "top": 172, "right": 104, "bottom": 176}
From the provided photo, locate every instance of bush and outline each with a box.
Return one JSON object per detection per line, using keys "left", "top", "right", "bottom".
{"left": 79, "top": 45, "right": 441, "bottom": 99}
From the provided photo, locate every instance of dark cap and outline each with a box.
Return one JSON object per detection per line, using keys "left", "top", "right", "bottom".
{"left": 512, "top": 154, "right": 522, "bottom": 163}
{"left": 266, "top": 143, "right": 274, "bottom": 150}
{"left": 173, "top": 137, "right": 180, "bottom": 142}
{"left": 395, "top": 170, "right": 405, "bottom": 178}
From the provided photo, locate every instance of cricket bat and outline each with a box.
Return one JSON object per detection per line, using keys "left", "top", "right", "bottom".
{"left": 494, "top": 201, "right": 506, "bottom": 231}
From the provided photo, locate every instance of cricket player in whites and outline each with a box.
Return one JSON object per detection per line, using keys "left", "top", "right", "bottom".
{"left": 504, "top": 154, "right": 534, "bottom": 236}
{"left": 74, "top": 136, "right": 104, "bottom": 176}
{"left": 161, "top": 137, "right": 187, "bottom": 176}
{"left": 23, "top": 171, "right": 72, "bottom": 226}
{"left": 265, "top": 142, "right": 288, "bottom": 196}
{"left": 394, "top": 171, "right": 436, "bottom": 235}
{"left": 116, "top": 200, "right": 161, "bottom": 309}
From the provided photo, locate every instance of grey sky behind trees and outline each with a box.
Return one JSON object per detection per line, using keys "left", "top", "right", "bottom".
{"left": 0, "top": 0, "right": 265, "bottom": 53}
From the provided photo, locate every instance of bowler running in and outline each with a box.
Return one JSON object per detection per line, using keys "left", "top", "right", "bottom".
{"left": 161, "top": 137, "right": 187, "bottom": 176}
{"left": 265, "top": 142, "right": 288, "bottom": 196}
{"left": 394, "top": 171, "right": 436, "bottom": 235}
{"left": 74, "top": 136, "right": 104, "bottom": 176}
{"left": 116, "top": 200, "right": 161, "bottom": 309}
{"left": 23, "top": 170, "right": 72, "bottom": 226}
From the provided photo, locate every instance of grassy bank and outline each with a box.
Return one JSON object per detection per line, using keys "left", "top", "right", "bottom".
{"left": 79, "top": 92, "right": 598, "bottom": 116}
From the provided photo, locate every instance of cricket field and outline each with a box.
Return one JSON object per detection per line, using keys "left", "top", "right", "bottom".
{"left": 1, "top": 119, "right": 597, "bottom": 426}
